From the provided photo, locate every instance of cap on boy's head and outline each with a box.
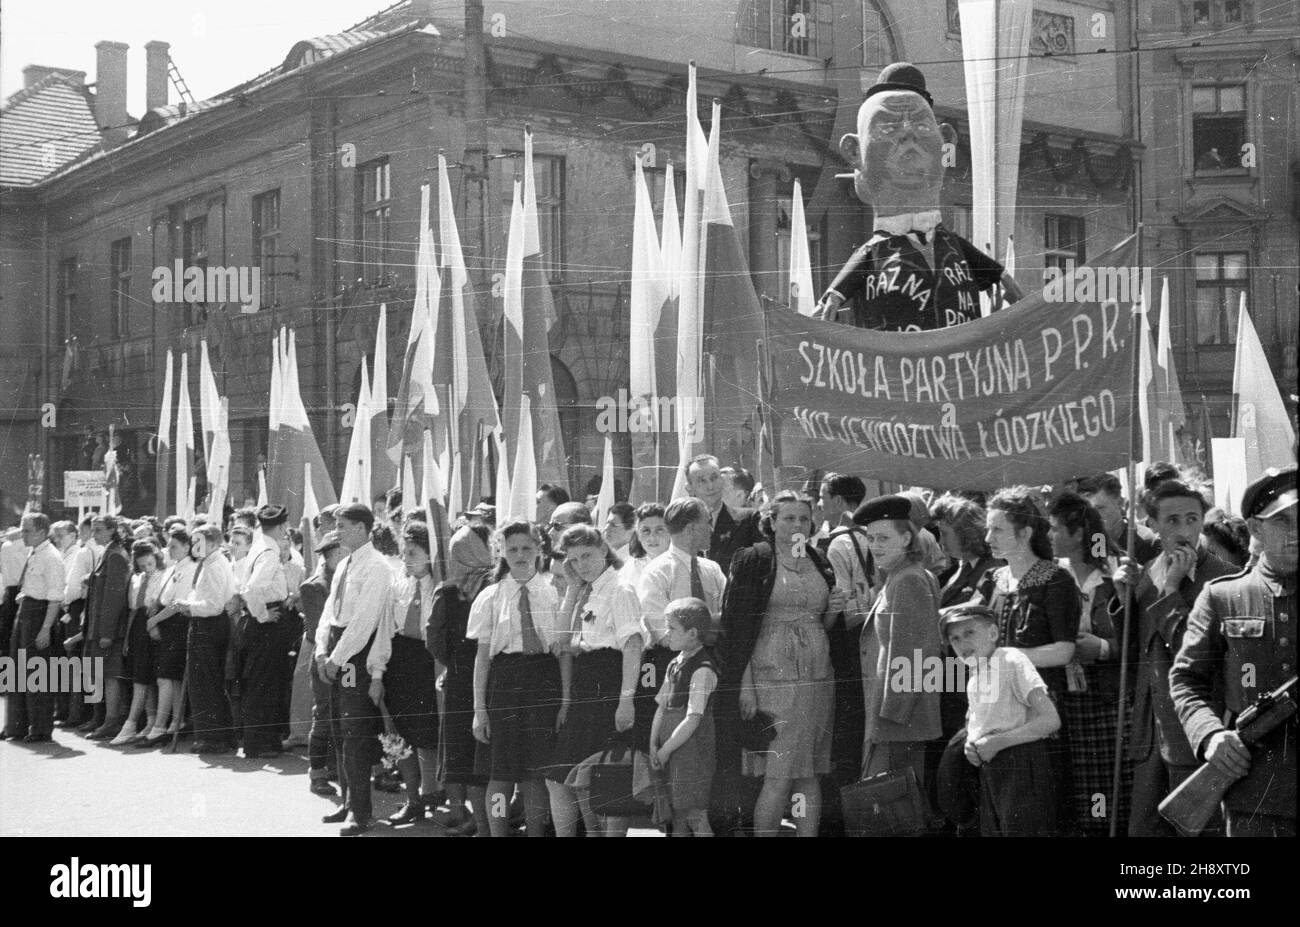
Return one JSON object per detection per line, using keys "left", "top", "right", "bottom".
{"left": 863, "top": 62, "right": 934, "bottom": 108}
{"left": 1240, "top": 466, "right": 1296, "bottom": 520}
{"left": 939, "top": 603, "right": 998, "bottom": 633}
{"left": 336, "top": 502, "right": 373, "bottom": 525}
{"left": 257, "top": 504, "right": 288, "bottom": 528}
{"left": 92, "top": 514, "right": 117, "bottom": 530}
{"left": 853, "top": 494, "right": 911, "bottom": 526}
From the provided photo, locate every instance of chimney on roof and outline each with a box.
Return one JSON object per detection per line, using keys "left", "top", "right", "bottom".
{"left": 23, "top": 65, "right": 87, "bottom": 88}
{"left": 94, "top": 40, "right": 129, "bottom": 147}
{"left": 145, "top": 41, "right": 170, "bottom": 111}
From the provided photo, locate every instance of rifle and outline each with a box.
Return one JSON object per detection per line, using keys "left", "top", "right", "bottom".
{"left": 1159, "top": 676, "right": 1296, "bottom": 837}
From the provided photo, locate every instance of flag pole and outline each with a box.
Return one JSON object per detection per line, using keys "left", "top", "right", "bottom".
{"left": 1110, "top": 224, "right": 1143, "bottom": 837}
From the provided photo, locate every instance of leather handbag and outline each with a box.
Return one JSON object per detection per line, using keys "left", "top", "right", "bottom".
{"left": 840, "top": 766, "right": 927, "bottom": 837}
{"left": 587, "top": 739, "right": 648, "bottom": 818}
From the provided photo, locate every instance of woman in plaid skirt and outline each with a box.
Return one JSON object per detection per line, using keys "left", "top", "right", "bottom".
{"left": 1048, "top": 492, "right": 1132, "bottom": 836}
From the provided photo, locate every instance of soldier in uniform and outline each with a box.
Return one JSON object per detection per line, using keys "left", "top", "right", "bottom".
{"left": 1170, "top": 466, "right": 1297, "bottom": 837}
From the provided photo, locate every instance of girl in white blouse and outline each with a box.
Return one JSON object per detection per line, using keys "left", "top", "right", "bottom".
{"left": 469, "top": 520, "right": 565, "bottom": 837}
{"left": 112, "top": 541, "right": 166, "bottom": 745}
{"left": 545, "top": 524, "right": 646, "bottom": 837}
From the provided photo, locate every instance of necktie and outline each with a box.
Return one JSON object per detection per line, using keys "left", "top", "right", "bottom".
{"left": 191, "top": 555, "right": 206, "bottom": 590}
{"left": 136, "top": 574, "right": 149, "bottom": 610}
{"left": 689, "top": 556, "right": 706, "bottom": 603}
{"left": 17, "top": 549, "right": 32, "bottom": 592}
{"left": 402, "top": 580, "right": 424, "bottom": 639}
{"left": 333, "top": 558, "right": 351, "bottom": 623}
{"left": 518, "top": 583, "right": 544, "bottom": 654}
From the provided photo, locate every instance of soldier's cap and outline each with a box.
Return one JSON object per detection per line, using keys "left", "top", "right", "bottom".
{"left": 315, "top": 530, "right": 343, "bottom": 554}
{"left": 863, "top": 62, "right": 934, "bottom": 109}
{"left": 1241, "top": 466, "right": 1297, "bottom": 520}
{"left": 461, "top": 502, "right": 495, "bottom": 520}
{"left": 852, "top": 494, "right": 912, "bottom": 526}
{"left": 256, "top": 503, "right": 288, "bottom": 528}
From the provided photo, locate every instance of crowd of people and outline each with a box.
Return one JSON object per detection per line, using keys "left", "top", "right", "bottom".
{"left": 1, "top": 453, "right": 1294, "bottom": 838}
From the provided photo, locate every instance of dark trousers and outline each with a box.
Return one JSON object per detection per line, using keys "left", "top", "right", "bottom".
{"left": 938, "top": 730, "right": 1056, "bottom": 836}
{"left": 63, "top": 600, "right": 88, "bottom": 725}
{"left": 306, "top": 635, "right": 333, "bottom": 775}
{"left": 4, "top": 599, "right": 55, "bottom": 737}
{"left": 187, "top": 616, "right": 233, "bottom": 747}
{"left": 1128, "top": 752, "right": 1210, "bottom": 837}
{"left": 274, "top": 612, "right": 302, "bottom": 739}
{"left": 238, "top": 618, "right": 282, "bottom": 753}
{"left": 0, "top": 586, "right": 19, "bottom": 659}
{"left": 327, "top": 629, "right": 380, "bottom": 819}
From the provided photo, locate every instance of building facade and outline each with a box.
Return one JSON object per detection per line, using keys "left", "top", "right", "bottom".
{"left": 2, "top": 0, "right": 1218, "bottom": 517}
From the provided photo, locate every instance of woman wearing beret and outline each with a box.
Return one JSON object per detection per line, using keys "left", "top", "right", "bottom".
{"left": 856, "top": 494, "right": 944, "bottom": 832}
{"left": 725, "top": 491, "right": 846, "bottom": 836}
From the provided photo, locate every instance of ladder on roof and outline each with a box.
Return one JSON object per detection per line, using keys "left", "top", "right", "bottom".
{"left": 167, "top": 55, "right": 197, "bottom": 106}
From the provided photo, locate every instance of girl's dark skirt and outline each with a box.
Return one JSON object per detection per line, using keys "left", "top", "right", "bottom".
{"left": 125, "top": 607, "right": 158, "bottom": 686}
{"left": 545, "top": 647, "right": 624, "bottom": 783}
{"left": 440, "top": 639, "right": 487, "bottom": 786}
{"left": 384, "top": 633, "right": 440, "bottom": 749}
{"left": 475, "top": 652, "right": 561, "bottom": 782}
{"left": 154, "top": 613, "right": 190, "bottom": 681}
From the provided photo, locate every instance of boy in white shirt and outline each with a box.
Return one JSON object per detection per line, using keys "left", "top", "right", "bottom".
{"left": 937, "top": 603, "right": 1061, "bottom": 836}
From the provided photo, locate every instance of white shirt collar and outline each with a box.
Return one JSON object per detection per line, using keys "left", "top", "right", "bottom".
{"left": 874, "top": 210, "right": 942, "bottom": 237}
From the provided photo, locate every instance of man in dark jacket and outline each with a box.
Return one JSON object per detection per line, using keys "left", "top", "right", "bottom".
{"left": 1116, "top": 480, "right": 1234, "bottom": 835}
{"left": 1171, "top": 467, "right": 1297, "bottom": 837}
{"left": 83, "top": 516, "right": 131, "bottom": 740}
{"left": 298, "top": 531, "right": 346, "bottom": 795}
{"left": 685, "top": 454, "right": 761, "bottom": 573}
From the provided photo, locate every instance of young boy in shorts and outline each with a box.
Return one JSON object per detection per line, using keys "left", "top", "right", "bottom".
{"left": 937, "top": 603, "right": 1061, "bottom": 836}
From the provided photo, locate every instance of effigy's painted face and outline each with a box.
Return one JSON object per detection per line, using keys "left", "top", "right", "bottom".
{"left": 840, "top": 91, "right": 946, "bottom": 215}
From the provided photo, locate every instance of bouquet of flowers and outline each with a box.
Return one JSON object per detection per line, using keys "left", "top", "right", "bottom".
{"left": 378, "top": 732, "right": 412, "bottom": 772}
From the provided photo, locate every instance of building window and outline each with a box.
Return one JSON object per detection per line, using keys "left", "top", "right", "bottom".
{"left": 252, "top": 189, "right": 280, "bottom": 308}
{"left": 775, "top": 182, "right": 824, "bottom": 305}
{"left": 1192, "top": 85, "right": 1246, "bottom": 173}
{"left": 183, "top": 216, "right": 207, "bottom": 327}
{"left": 861, "top": 1, "right": 894, "bottom": 68}
{"left": 645, "top": 166, "right": 687, "bottom": 230}
{"left": 57, "top": 257, "right": 78, "bottom": 346}
{"left": 1195, "top": 252, "right": 1248, "bottom": 346}
{"left": 358, "top": 159, "right": 392, "bottom": 286}
{"left": 739, "top": 0, "right": 833, "bottom": 59}
{"left": 1187, "top": 0, "right": 1246, "bottom": 28}
{"left": 1043, "top": 215, "right": 1086, "bottom": 275}
{"left": 110, "top": 238, "right": 131, "bottom": 340}
{"left": 496, "top": 153, "right": 566, "bottom": 281}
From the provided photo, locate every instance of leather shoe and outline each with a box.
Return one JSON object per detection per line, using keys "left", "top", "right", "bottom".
{"left": 0, "top": 730, "right": 20, "bottom": 740}
{"left": 135, "top": 734, "right": 168, "bottom": 749}
{"left": 339, "top": 815, "right": 373, "bottom": 836}
{"left": 386, "top": 801, "right": 426, "bottom": 826}
{"left": 23, "top": 733, "right": 53, "bottom": 743}
{"left": 310, "top": 779, "right": 338, "bottom": 797}
{"left": 321, "top": 807, "right": 350, "bottom": 824}
{"left": 86, "top": 723, "right": 121, "bottom": 741}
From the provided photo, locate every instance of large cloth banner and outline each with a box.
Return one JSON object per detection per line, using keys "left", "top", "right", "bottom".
{"left": 767, "top": 236, "right": 1138, "bottom": 489}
